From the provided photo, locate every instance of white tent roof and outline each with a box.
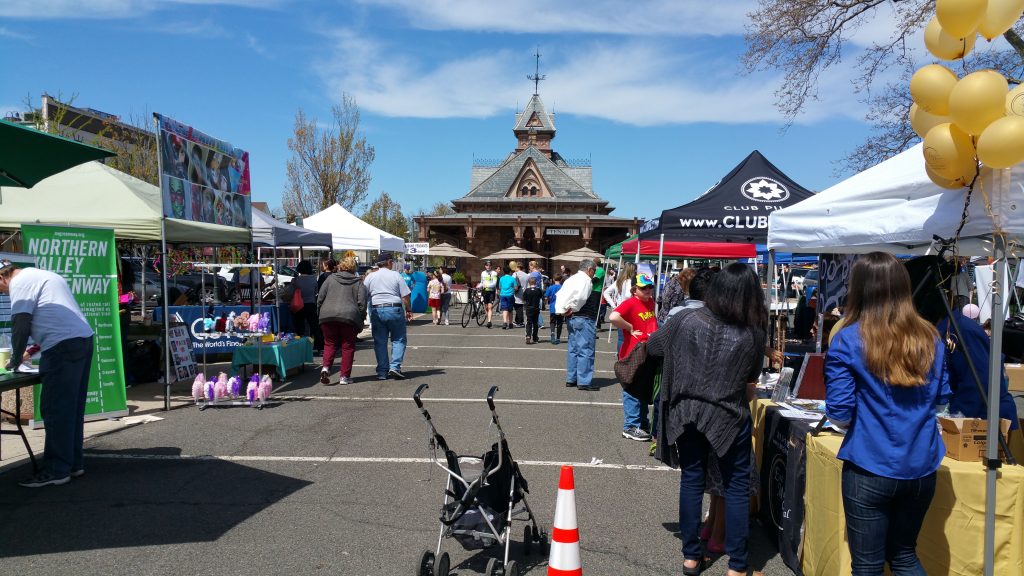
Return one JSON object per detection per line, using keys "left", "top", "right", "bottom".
{"left": 302, "top": 203, "right": 406, "bottom": 252}
{"left": 252, "top": 208, "right": 332, "bottom": 248}
{"left": 0, "top": 161, "right": 250, "bottom": 244}
{"left": 767, "top": 144, "right": 1024, "bottom": 256}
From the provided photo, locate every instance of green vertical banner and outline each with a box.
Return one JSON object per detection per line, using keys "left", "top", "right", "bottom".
{"left": 21, "top": 224, "right": 128, "bottom": 425}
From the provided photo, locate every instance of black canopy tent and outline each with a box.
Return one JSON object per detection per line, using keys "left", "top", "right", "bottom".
{"left": 639, "top": 150, "right": 815, "bottom": 245}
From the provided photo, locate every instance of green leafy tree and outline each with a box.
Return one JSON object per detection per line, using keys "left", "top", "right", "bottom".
{"left": 283, "top": 93, "right": 375, "bottom": 218}
{"left": 362, "top": 191, "right": 409, "bottom": 239}
{"left": 744, "top": 1, "right": 1024, "bottom": 173}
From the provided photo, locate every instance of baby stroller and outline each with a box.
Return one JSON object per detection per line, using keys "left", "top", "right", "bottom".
{"left": 414, "top": 383, "right": 548, "bottom": 576}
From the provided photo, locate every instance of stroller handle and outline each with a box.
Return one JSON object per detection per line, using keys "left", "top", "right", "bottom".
{"left": 414, "top": 383, "right": 429, "bottom": 408}
{"left": 487, "top": 385, "right": 498, "bottom": 411}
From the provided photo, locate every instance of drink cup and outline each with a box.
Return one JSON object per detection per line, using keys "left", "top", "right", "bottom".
{"left": 0, "top": 348, "right": 11, "bottom": 368}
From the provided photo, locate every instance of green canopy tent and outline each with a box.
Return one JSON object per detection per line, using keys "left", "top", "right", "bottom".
{"left": 604, "top": 234, "right": 661, "bottom": 261}
{"left": 0, "top": 118, "right": 115, "bottom": 188}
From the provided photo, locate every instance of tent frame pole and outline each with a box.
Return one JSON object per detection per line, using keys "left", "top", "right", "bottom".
{"left": 655, "top": 234, "right": 665, "bottom": 317}
{"left": 609, "top": 254, "right": 623, "bottom": 343}
{"left": 160, "top": 218, "right": 171, "bottom": 411}
{"left": 984, "top": 235, "right": 1005, "bottom": 576}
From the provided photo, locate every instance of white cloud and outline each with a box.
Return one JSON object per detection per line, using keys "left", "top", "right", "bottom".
{"left": 315, "top": 30, "right": 871, "bottom": 127}
{"left": 0, "top": 0, "right": 280, "bottom": 19}
{"left": 356, "top": 0, "right": 753, "bottom": 37}
{"left": 0, "top": 26, "right": 32, "bottom": 40}
{"left": 245, "top": 33, "right": 268, "bottom": 56}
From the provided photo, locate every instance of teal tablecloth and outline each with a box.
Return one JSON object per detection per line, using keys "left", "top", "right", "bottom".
{"left": 230, "top": 338, "right": 313, "bottom": 379}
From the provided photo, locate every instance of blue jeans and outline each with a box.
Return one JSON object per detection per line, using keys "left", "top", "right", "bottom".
{"left": 39, "top": 336, "right": 93, "bottom": 477}
{"left": 842, "top": 462, "right": 936, "bottom": 576}
{"left": 565, "top": 315, "right": 596, "bottom": 386}
{"left": 369, "top": 306, "right": 407, "bottom": 377}
{"left": 676, "top": 417, "right": 752, "bottom": 573}
{"left": 622, "top": 390, "right": 649, "bottom": 431}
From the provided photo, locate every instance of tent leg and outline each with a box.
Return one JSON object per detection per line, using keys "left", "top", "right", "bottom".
{"left": 984, "top": 235, "right": 1006, "bottom": 576}
{"left": 609, "top": 255, "right": 623, "bottom": 343}
{"left": 160, "top": 219, "right": 171, "bottom": 411}
{"left": 655, "top": 234, "right": 664, "bottom": 318}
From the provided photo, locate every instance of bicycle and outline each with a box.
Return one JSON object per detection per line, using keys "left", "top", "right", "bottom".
{"left": 461, "top": 287, "right": 489, "bottom": 328}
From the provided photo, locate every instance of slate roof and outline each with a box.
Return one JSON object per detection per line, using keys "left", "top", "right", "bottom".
{"left": 463, "top": 146, "right": 596, "bottom": 200}
{"left": 514, "top": 94, "right": 555, "bottom": 132}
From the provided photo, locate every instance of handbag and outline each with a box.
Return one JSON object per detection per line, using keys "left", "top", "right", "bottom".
{"left": 289, "top": 285, "right": 304, "bottom": 313}
{"left": 614, "top": 341, "right": 660, "bottom": 404}
{"left": 614, "top": 341, "right": 648, "bottom": 384}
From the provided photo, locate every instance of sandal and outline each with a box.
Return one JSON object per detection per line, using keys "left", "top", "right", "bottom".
{"left": 682, "top": 557, "right": 705, "bottom": 576}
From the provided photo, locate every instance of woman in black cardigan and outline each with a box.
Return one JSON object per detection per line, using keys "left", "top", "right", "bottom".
{"left": 648, "top": 263, "right": 767, "bottom": 576}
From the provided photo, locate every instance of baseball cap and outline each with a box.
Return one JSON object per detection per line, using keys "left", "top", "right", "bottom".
{"left": 635, "top": 273, "right": 654, "bottom": 287}
{"left": 484, "top": 260, "right": 492, "bottom": 265}
{"left": 0, "top": 259, "right": 15, "bottom": 275}
{"left": 374, "top": 251, "right": 393, "bottom": 266}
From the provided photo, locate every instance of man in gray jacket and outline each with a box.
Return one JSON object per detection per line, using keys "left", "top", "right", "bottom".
{"left": 317, "top": 256, "right": 368, "bottom": 385}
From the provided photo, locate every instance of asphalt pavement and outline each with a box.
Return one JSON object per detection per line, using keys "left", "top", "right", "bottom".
{"left": 0, "top": 314, "right": 796, "bottom": 576}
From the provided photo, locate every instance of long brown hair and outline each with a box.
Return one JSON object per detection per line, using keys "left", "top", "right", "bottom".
{"left": 843, "top": 252, "right": 937, "bottom": 387}
{"left": 616, "top": 262, "right": 637, "bottom": 293}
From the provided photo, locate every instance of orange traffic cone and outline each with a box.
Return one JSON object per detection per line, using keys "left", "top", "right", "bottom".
{"left": 548, "top": 465, "right": 582, "bottom": 576}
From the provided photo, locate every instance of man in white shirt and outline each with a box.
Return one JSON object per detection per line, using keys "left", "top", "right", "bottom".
{"left": 0, "top": 261, "right": 95, "bottom": 488}
{"left": 363, "top": 253, "right": 412, "bottom": 380}
{"left": 439, "top": 267, "right": 453, "bottom": 325}
{"left": 555, "top": 259, "right": 598, "bottom": 390}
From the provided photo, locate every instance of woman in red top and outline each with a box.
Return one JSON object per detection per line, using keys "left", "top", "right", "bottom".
{"left": 609, "top": 273, "right": 659, "bottom": 441}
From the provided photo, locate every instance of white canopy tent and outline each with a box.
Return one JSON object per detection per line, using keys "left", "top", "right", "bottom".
{"left": 767, "top": 144, "right": 1024, "bottom": 256}
{"left": 0, "top": 161, "right": 250, "bottom": 244}
{"left": 768, "top": 146, "right": 1024, "bottom": 576}
{"left": 302, "top": 203, "right": 406, "bottom": 252}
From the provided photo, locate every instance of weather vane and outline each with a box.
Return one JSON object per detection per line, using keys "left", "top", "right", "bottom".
{"left": 527, "top": 47, "right": 545, "bottom": 95}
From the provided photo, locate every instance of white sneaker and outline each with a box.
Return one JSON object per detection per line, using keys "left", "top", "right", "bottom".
{"left": 444, "top": 320, "right": 450, "bottom": 325}
{"left": 339, "top": 376, "right": 350, "bottom": 385}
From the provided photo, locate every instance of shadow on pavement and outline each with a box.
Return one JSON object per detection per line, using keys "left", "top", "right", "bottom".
{"left": 0, "top": 447, "right": 312, "bottom": 558}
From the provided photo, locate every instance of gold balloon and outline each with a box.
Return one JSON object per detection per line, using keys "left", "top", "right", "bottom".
{"left": 926, "top": 163, "right": 968, "bottom": 188}
{"left": 925, "top": 16, "right": 977, "bottom": 59}
{"left": 949, "top": 69, "right": 1009, "bottom": 135}
{"left": 924, "top": 123, "right": 978, "bottom": 180}
{"left": 1007, "top": 84, "right": 1024, "bottom": 116}
{"left": 937, "top": 0, "right": 988, "bottom": 38}
{"left": 910, "top": 104, "right": 952, "bottom": 138}
{"left": 978, "top": 0, "right": 1024, "bottom": 39}
{"left": 910, "top": 64, "right": 959, "bottom": 115}
{"left": 977, "top": 115, "right": 1024, "bottom": 168}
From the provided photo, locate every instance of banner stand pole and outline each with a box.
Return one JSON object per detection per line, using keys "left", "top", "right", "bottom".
{"left": 609, "top": 254, "right": 623, "bottom": 343}
{"left": 655, "top": 234, "right": 665, "bottom": 318}
{"left": 161, "top": 217, "right": 171, "bottom": 411}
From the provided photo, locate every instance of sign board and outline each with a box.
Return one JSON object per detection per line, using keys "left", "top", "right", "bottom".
{"left": 153, "top": 305, "right": 278, "bottom": 354}
{"left": 154, "top": 113, "right": 251, "bottom": 228}
{"left": 639, "top": 218, "right": 660, "bottom": 234}
{"left": 546, "top": 229, "right": 580, "bottom": 236}
{"left": 406, "top": 242, "right": 430, "bottom": 256}
{"left": 818, "top": 254, "right": 857, "bottom": 315}
{"left": 167, "top": 324, "right": 197, "bottom": 382}
{"left": 21, "top": 224, "right": 128, "bottom": 425}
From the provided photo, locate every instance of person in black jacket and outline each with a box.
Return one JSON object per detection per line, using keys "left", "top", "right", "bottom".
{"left": 522, "top": 276, "right": 543, "bottom": 344}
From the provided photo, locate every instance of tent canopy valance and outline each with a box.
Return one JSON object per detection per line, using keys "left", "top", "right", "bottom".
{"left": 641, "top": 150, "right": 815, "bottom": 244}
{"left": 252, "top": 208, "right": 332, "bottom": 248}
{"left": 767, "top": 144, "right": 1024, "bottom": 256}
{"left": 302, "top": 204, "right": 406, "bottom": 252}
{"left": 0, "top": 161, "right": 250, "bottom": 244}
{"left": 620, "top": 238, "right": 756, "bottom": 259}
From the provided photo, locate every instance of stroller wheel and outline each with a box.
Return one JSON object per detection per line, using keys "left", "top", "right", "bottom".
{"left": 435, "top": 552, "right": 450, "bottom": 576}
{"left": 415, "top": 549, "right": 434, "bottom": 576}
{"left": 484, "top": 558, "right": 498, "bottom": 576}
{"left": 523, "top": 525, "right": 532, "bottom": 556}
{"left": 538, "top": 530, "right": 550, "bottom": 555}
{"left": 504, "top": 560, "right": 520, "bottom": 576}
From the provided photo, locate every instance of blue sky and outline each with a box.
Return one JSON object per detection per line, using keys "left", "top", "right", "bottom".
{"left": 0, "top": 0, "right": 927, "bottom": 222}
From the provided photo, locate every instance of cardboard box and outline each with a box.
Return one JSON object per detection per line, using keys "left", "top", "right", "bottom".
{"left": 1006, "top": 364, "right": 1024, "bottom": 392}
{"left": 939, "top": 417, "right": 1013, "bottom": 462}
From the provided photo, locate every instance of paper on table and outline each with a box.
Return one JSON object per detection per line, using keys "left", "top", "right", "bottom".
{"left": 778, "top": 409, "right": 823, "bottom": 420}
{"left": 16, "top": 362, "right": 39, "bottom": 374}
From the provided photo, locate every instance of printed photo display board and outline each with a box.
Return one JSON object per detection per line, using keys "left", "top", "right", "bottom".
{"left": 155, "top": 113, "right": 252, "bottom": 228}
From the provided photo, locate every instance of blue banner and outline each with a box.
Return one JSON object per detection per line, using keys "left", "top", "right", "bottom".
{"left": 153, "top": 305, "right": 277, "bottom": 353}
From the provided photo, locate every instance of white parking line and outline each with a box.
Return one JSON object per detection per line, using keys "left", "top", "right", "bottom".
{"left": 407, "top": 345, "right": 615, "bottom": 355}
{"left": 172, "top": 395, "right": 623, "bottom": 407}
{"left": 351, "top": 364, "right": 615, "bottom": 373}
{"left": 86, "top": 452, "right": 674, "bottom": 472}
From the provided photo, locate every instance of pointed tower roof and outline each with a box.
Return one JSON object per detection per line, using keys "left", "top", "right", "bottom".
{"left": 514, "top": 94, "right": 556, "bottom": 133}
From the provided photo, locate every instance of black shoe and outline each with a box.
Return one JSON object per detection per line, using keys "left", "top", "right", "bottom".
{"left": 387, "top": 369, "right": 406, "bottom": 380}
{"left": 18, "top": 471, "right": 70, "bottom": 488}
{"left": 566, "top": 382, "right": 576, "bottom": 387}
{"left": 622, "top": 427, "right": 652, "bottom": 441}
{"left": 487, "top": 322, "right": 492, "bottom": 329}
{"left": 319, "top": 369, "right": 331, "bottom": 385}
{"left": 577, "top": 385, "right": 596, "bottom": 391}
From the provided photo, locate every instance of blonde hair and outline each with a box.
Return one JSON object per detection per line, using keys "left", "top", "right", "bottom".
{"left": 509, "top": 261, "right": 519, "bottom": 271}
{"left": 338, "top": 256, "right": 357, "bottom": 273}
{"left": 844, "top": 252, "right": 937, "bottom": 387}
{"left": 616, "top": 263, "right": 637, "bottom": 293}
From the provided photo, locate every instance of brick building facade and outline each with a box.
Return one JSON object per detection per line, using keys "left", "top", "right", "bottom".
{"left": 415, "top": 92, "right": 637, "bottom": 282}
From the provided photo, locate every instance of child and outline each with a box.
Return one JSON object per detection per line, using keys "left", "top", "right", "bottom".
{"left": 427, "top": 270, "right": 444, "bottom": 325}
{"left": 545, "top": 275, "right": 564, "bottom": 344}
{"left": 523, "top": 276, "right": 543, "bottom": 344}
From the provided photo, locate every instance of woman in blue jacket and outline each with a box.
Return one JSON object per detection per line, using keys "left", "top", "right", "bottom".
{"left": 825, "top": 252, "right": 951, "bottom": 576}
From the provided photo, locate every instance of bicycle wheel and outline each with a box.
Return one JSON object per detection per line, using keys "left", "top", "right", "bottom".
{"left": 475, "top": 301, "right": 487, "bottom": 326}
{"left": 461, "top": 301, "right": 474, "bottom": 328}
